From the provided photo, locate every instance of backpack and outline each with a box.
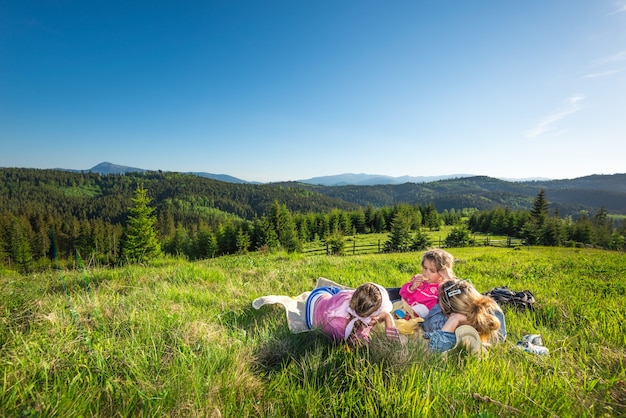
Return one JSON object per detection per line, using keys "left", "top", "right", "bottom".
{"left": 483, "top": 286, "right": 535, "bottom": 311}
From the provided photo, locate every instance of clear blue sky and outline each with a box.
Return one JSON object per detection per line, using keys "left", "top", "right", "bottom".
{"left": 1, "top": 1, "right": 625, "bottom": 182}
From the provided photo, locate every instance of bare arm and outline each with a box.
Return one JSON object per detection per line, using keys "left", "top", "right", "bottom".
{"left": 440, "top": 312, "right": 468, "bottom": 333}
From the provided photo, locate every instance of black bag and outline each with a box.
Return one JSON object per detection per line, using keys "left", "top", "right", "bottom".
{"left": 483, "top": 286, "right": 535, "bottom": 310}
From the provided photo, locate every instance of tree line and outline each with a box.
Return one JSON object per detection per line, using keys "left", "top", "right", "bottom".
{"left": 1, "top": 169, "right": 624, "bottom": 273}
{"left": 466, "top": 189, "right": 626, "bottom": 250}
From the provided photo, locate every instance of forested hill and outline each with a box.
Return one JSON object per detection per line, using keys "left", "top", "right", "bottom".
{"left": 2, "top": 169, "right": 625, "bottom": 222}
{"left": 0, "top": 168, "right": 359, "bottom": 225}
{"left": 268, "top": 174, "right": 626, "bottom": 216}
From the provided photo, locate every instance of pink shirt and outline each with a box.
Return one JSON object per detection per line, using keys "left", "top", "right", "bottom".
{"left": 312, "top": 290, "right": 371, "bottom": 343}
{"left": 312, "top": 290, "right": 398, "bottom": 344}
{"left": 399, "top": 281, "right": 440, "bottom": 310}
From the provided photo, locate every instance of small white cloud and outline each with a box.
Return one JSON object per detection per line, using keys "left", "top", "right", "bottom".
{"left": 608, "top": 4, "right": 626, "bottom": 15}
{"left": 527, "top": 95, "right": 584, "bottom": 139}
{"left": 593, "top": 51, "right": 626, "bottom": 67}
{"left": 568, "top": 94, "right": 584, "bottom": 104}
{"left": 583, "top": 68, "right": 624, "bottom": 78}
{"left": 606, "top": 50, "right": 626, "bottom": 62}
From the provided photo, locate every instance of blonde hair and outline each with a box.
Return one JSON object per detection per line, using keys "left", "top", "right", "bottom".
{"left": 422, "top": 249, "right": 455, "bottom": 274}
{"left": 439, "top": 279, "right": 501, "bottom": 343}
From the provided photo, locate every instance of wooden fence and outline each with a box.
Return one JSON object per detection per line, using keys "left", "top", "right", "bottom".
{"left": 302, "top": 237, "right": 525, "bottom": 256}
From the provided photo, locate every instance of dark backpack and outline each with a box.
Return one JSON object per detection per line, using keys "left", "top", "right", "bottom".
{"left": 483, "top": 287, "right": 535, "bottom": 311}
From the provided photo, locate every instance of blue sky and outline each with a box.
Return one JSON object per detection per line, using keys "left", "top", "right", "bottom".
{"left": 1, "top": 1, "right": 625, "bottom": 182}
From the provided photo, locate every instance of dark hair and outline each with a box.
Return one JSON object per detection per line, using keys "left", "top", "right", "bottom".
{"left": 349, "top": 282, "right": 383, "bottom": 317}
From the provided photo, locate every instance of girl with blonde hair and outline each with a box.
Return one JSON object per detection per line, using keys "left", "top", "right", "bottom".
{"left": 422, "top": 278, "right": 507, "bottom": 352}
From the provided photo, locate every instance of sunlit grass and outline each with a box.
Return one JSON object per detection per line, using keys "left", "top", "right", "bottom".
{"left": 1, "top": 247, "right": 624, "bottom": 416}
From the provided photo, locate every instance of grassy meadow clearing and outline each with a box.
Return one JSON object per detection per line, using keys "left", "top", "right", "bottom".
{"left": 1, "top": 246, "right": 625, "bottom": 417}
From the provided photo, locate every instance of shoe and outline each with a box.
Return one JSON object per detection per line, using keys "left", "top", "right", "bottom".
{"left": 516, "top": 334, "right": 548, "bottom": 355}
{"left": 455, "top": 325, "right": 487, "bottom": 358}
{"left": 523, "top": 334, "right": 544, "bottom": 346}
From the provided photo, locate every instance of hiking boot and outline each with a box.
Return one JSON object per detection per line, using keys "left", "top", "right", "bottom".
{"left": 454, "top": 325, "right": 487, "bottom": 358}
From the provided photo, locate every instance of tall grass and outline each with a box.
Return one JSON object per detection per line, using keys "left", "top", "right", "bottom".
{"left": 1, "top": 247, "right": 624, "bottom": 416}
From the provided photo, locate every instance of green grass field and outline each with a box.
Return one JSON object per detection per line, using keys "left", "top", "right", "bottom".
{"left": 1, "top": 247, "right": 625, "bottom": 417}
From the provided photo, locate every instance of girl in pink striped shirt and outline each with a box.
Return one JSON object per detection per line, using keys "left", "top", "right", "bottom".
{"left": 305, "top": 282, "right": 399, "bottom": 346}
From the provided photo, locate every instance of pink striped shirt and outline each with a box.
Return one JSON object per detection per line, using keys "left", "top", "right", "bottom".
{"left": 312, "top": 290, "right": 398, "bottom": 344}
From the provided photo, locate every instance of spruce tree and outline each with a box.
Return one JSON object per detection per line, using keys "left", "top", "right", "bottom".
{"left": 530, "top": 189, "right": 549, "bottom": 223}
{"left": 524, "top": 189, "right": 550, "bottom": 245}
{"left": 121, "top": 184, "right": 161, "bottom": 263}
{"left": 385, "top": 209, "right": 413, "bottom": 252}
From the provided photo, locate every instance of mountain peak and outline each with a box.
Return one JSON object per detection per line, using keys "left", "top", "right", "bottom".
{"left": 89, "top": 162, "right": 145, "bottom": 174}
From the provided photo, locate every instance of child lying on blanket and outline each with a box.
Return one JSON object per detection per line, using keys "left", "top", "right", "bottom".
{"left": 252, "top": 279, "right": 399, "bottom": 346}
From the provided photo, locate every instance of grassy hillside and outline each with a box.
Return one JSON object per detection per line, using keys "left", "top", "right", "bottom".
{"left": 1, "top": 247, "right": 625, "bottom": 416}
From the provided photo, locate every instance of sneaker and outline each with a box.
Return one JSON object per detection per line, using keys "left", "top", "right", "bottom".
{"left": 454, "top": 325, "right": 487, "bottom": 358}
{"left": 516, "top": 334, "right": 549, "bottom": 355}
{"left": 523, "top": 334, "right": 544, "bottom": 346}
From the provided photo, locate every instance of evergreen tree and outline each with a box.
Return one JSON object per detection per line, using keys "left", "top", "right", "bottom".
{"left": 444, "top": 225, "right": 471, "bottom": 248}
{"left": 541, "top": 217, "right": 564, "bottom": 246}
{"left": 217, "top": 221, "right": 238, "bottom": 255}
{"left": 592, "top": 207, "right": 612, "bottom": 248}
{"left": 422, "top": 203, "right": 442, "bottom": 231}
{"left": 236, "top": 228, "right": 251, "bottom": 254}
{"left": 350, "top": 210, "right": 366, "bottom": 234}
{"left": 371, "top": 210, "right": 387, "bottom": 233}
{"left": 523, "top": 189, "right": 550, "bottom": 245}
{"left": 364, "top": 204, "right": 374, "bottom": 233}
{"left": 530, "top": 189, "right": 549, "bottom": 224}
{"left": 10, "top": 219, "right": 33, "bottom": 273}
{"left": 163, "top": 226, "right": 190, "bottom": 257}
{"left": 196, "top": 227, "right": 218, "bottom": 259}
{"left": 384, "top": 209, "right": 413, "bottom": 252}
{"left": 411, "top": 227, "right": 432, "bottom": 251}
{"left": 251, "top": 217, "right": 279, "bottom": 251}
{"left": 0, "top": 219, "right": 8, "bottom": 265}
{"left": 269, "top": 201, "right": 301, "bottom": 252}
{"left": 121, "top": 184, "right": 161, "bottom": 263}
{"left": 296, "top": 215, "right": 311, "bottom": 242}
{"left": 325, "top": 231, "right": 345, "bottom": 255}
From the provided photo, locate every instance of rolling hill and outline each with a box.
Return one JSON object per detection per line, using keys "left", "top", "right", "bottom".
{"left": 2, "top": 165, "right": 625, "bottom": 217}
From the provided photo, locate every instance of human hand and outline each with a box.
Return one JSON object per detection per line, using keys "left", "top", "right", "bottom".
{"left": 371, "top": 312, "right": 394, "bottom": 329}
{"left": 409, "top": 274, "right": 424, "bottom": 291}
{"left": 438, "top": 267, "right": 454, "bottom": 282}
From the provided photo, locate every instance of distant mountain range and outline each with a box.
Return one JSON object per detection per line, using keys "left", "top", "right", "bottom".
{"left": 297, "top": 173, "right": 552, "bottom": 186}
{"left": 67, "top": 162, "right": 550, "bottom": 185}
{"left": 4, "top": 163, "right": 626, "bottom": 216}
